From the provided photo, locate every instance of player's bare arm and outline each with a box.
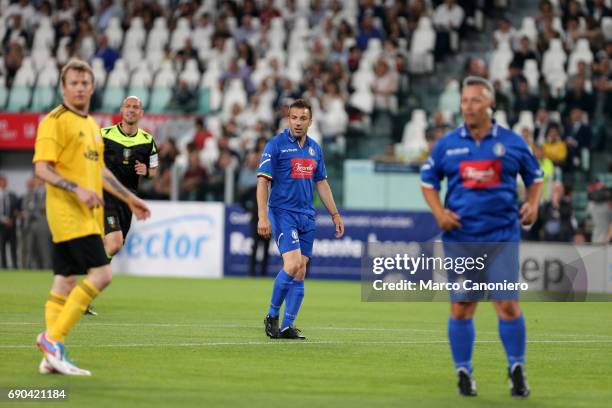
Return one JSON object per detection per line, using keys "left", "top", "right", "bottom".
{"left": 421, "top": 185, "right": 462, "bottom": 230}
{"left": 256, "top": 176, "right": 271, "bottom": 239}
{"left": 520, "top": 182, "right": 542, "bottom": 225}
{"left": 315, "top": 179, "right": 344, "bottom": 238}
{"left": 34, "top": 161, "right": 104, "bottom": 209}
{"left": 102, "top": 167, "right": 150, "bottom": 220}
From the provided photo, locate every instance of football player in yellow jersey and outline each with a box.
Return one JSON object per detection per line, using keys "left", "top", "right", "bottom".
{"left": 33, "top": 59, "right": 151, "bottom": 376}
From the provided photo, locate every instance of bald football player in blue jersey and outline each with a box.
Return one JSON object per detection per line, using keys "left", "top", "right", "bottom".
{"left": 421, "top": 77, "right": 543, "bottom": 398}
{"left": 257, "top": 99, "right": 344, "bottom": 340}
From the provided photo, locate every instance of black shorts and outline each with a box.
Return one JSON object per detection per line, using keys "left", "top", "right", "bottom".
{"left": 104, "top": 195, "right": 132, "bottom": 238}
{"left": 53, "top": 235, "right": 109, "bottom": 276}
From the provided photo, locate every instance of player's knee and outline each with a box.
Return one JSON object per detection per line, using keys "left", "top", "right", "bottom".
{"left": 61, "top": 276, "right": 77, "bottom": 293}
{"left": 105, "top": 238, "right": 123, "bottom": 257}
{"left": 451, "top": 302, "right": 476, "bottom": 319}
{"left": 295, "top": 264, "right": 307, "bottom": 281}
{"left": 284, "top": 261, "right": 300, "bottom": 277}
{"left": 496, "top": 301, "right": 521, "bottom": 319}
{"left": 88, "top": 266, "right": 113, "bottom": 290}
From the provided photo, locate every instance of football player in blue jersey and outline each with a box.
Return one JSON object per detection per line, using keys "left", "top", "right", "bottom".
{"left": 421, "top": 76, "right": 543, "bottom": 398}
{"left": 257, "top": 99, "right": 345, "bottom": 340}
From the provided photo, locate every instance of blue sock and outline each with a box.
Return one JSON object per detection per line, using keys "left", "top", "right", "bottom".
{"left": 281, "top": 280, "right": 304, "bottom": 330}
{"left": 268, "top": 270, "right": 294, "bottom": 317}
{"left": 448, "top": 318, "right": 475, "bottom": 374}
{"left": 499, "top": 315, "right": 526, "bottom": 369}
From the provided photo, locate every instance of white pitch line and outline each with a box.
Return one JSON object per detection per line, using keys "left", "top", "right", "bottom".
{"left": 1, "top": 339, "right": 612, "bottom": 349}
{"left": 3, "top": 321, "right": 612, "bottom": 339}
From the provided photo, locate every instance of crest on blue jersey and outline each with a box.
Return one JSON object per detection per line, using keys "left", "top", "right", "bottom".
{"left": 493, "top": 143, "right": 506, "bottom": 157}
{"left": 308, "top": 146, "right": 316, "bottom": 156}
{"left": 291, "top": 230, "right": 298, "bottom": 240}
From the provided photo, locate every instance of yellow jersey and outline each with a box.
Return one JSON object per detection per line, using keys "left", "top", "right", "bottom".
{"left": 33, "top": 104, "right": 105, "bottom": 243}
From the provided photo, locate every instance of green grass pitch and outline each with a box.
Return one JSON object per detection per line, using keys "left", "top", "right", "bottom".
{"left": 1, "top": 270, "right": 611, "bottom": 407}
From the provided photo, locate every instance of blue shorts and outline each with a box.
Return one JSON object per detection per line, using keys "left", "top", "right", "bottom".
{"left": 444, "top": 241, "right": 520, "bottom": 302}
{"left": 269, "top": 207, "right": 316, "bottom": 258}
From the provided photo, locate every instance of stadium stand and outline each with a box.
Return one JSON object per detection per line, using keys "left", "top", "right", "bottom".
{"left": 0, "top": 0, "right": 610, "bottom": 246}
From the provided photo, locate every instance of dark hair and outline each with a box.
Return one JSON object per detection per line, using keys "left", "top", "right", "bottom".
{"left": 288, "top": 98, "right": 312, "bottom": 117}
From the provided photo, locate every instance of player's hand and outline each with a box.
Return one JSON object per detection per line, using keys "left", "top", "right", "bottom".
{"left": 258, "top": 216, "right": 271, "bottom": 239}
{"left": 134, "top": 160, "right": 148, "bottom": 176}
{"left": 332, "top": 213, "right": 344, "bottom": 238}
{"left": 520, "top": 202, "right": 538, "bottom": 225}
{"left": 75, "top": 186, "right": 104, "bottom": 209}
{"left": 128, "top": 196, "right": 151, "bottom": 220}
{"left": 435, "top": 209, "right": 462, "bottom": 230}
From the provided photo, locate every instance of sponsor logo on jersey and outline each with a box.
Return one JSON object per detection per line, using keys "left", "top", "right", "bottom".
{"left": 460, "top": 160, "right": 501, "bottom": 188}
{"left": 446, "top": 147, "right": 470, "bottom": 156}
{"left": 83, "top": 148, "right": 100, "bottom": 161}
{"left": 290, "top": 158, "right": 316, "bottom": 179}
{"left": 493, "top": 143, "right": 506, "bottom": 157}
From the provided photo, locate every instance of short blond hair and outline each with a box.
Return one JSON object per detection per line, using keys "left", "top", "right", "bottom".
{"left": 60, "top": 59, "right": 95, "bottom": 85}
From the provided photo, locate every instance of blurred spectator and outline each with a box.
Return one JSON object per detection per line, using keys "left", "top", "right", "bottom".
{"left": 3, "top": 42, "right": 24, "bottom": 88}
{"left": 259, "top": 0, "right": 281, "bottom": 26}
{"left": 180, "top": 149, "right": 207, "bottom": 201}
{"left": 493, "top": 17, "right": 516, "bottom": 47}
{"left": 533, "top": 144, "right": 555, "bottom": 202}
{"left": 237, "top": 147, "right": 270, "bottom": 276}
{"left": 372, "top": 58, "right": 399, "bottom": 113}
{"left": 168, "top": 79, "right": 198, "bottom": 112}
{"left": 564, "top": 75, "right": 595, "bottom": 119}
{"left": 533, "top": 108, "right": 551, "bottom": 145}
{"left": 588, "top": 0, "right": 612, "bottom": 24}
{"left": 220, "top": 58, "right": 255, "bottom": 95}
{"left": 151, "top": 138, "right": 178, "bottom": 200}
{"left": 511, "top": 35, "right": 539, "bottom": 70}
{"left": 542, "top": 123, "right": 568, "bottom": 166}
{"left": 192, "top": 117, "right": 213, "bottom": 152}
{"left": 20, "top": 177, "right": 51, "bottom": 270}
{"left": 0, "top": 175, "right": 19, "bottom": 269}
{"left": 493, "top": 80, "right": 512, "bottom": 114}
{"left": 512, "top": 76, "right": 540, "bottom": 120}
{"left": 356, "top": 11, "right": 383, "bottom": 51}
{"left": 94, "top": 0, "right": 122, "bottom": 32}
{"left": 234, "top": 14, "right": 258, "bottom": 44}
{"left": 539, "top": 182, "right": 576, "bottom": 242}
{"left": 586, "top": 181, "right": 611, "bottom": 244}
{"left": 564, "top": 107, "right": 592, "bottom": 171}
{"left": 433, "top": 0, "right": 465, "bottom": 31}
{"left": 93, "top": 34, "right": 119, "bottom": 72}
{"left": 2, "top": 14, "right": 29, "bottom": 51}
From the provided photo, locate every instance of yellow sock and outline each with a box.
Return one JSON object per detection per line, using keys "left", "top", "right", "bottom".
{"left": 45, "top": 291, "right": 67, "bottom": 341}
{"left": 48, "top": 279, "right": 100, "bottom": 342}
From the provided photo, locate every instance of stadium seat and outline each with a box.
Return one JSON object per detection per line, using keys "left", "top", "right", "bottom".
{"left": 31, "top": 48, "right": 51, "bottom": 73}
{"left": 350, "top": 69, "right": 375, "bottom": 92}
{"left": 494, "top": 110, "right": 509, "bottom": 127}
{"left": 0, "top": 78, "right": 8, "bottom": 109}
{"left": 519, "top": 17, "right": 538, "bottom": 44}
{"left": 153, "top": 62, "right": 176, "bottom": 87}
{"left": 348, "top": 89, "right": 374, "bottom": 114}
{"left": 603, "top": 17, "right": 612, "bottom": 41}
{"left": 148, "top": 87, "right": 172, "bottom": 113}
{"left": 542, "top": 39, "right": 567, "bottom": 86}
{"left": 91, "top": 58, "right": 107, "bottom": 86}
{"left": 123, "top": 17, "right": 146, "bottom": 52}
{"left": 489, "top": 40, "right": 514, "bottom": 82}
{"left": 197, "top": 87, "right": 211, "bottom": 114}
{"left": 438, "top": 80, "right": 460, "bottom": 116}
{"left": 567, "top": 39, "right": 594, "bottom": 76}
{"left": 523, "top": 59, "right": 540, "bottom": 92}
{"left": 105, "top": 17, "right": 124, "bottom": 49}
{"left": 32, "top": 17, "right": 55, "bottom": 51}
{"left": 179, "top": 59, "right": 201, "bottom": 88}
{"left": 409, "top": 17, "right": 435, "bottom": 74}
{"left": 124, "top": 47, "right": 144, "bottom": 73}
{"left": 30, "top": 86, "right": 57, "bottom": 111}
{"left": 146, "top": 17, "right": 169, "bottom": 52}
{"left": 107, "top": 59, "right": 130, "bottom": 87}
{"left": 222, "top": 79, "right": 248, "bottom": 116}
{"left": 6, "top": 86, "right": 32, "bottom": 112}
{"left": 170, "top": 17, "right": 192, "bottom": 52}
{"left": 101, "top": 86, "right": 126, "bottom": 112}
{"left": 37, "top": 66, "right": 59, "bottom": 87}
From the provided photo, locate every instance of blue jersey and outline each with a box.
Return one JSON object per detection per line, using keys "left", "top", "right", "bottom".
{"left": 257, "top": 128, "right": 327, "bottom": 216}
{"left": 420, "top": 121, "right": 543, "bottom": 242}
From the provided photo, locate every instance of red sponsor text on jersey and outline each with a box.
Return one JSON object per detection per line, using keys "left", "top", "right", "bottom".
{"left": 460, "top": 160, "right": 502, "bottom": 188}
{"left": 291, "top": 158, "right": 316, "bottom": 178}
